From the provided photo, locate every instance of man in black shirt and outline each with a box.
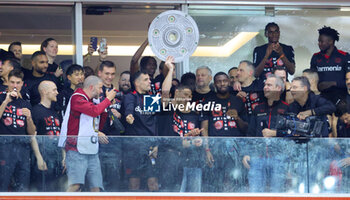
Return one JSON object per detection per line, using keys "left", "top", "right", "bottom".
{"left": 24, "top": 51, "right": 59, "bottom": 106}
{"left": 193, "top": 66, "right": 216, "bottom": 120}
{"left": 130, "top": 36, "right": 167, "bottom": 95}
{"left": 97, "top": 61, "right": 124, "bottom": 192}
{"left": 333, "top": 72, "right": 350, "bottom": 137}
{"left": 118, "top": 71, "right": 131, "bottom": 94}
{"left": 333, "top": 102, "right": 350, "bottom": 192}
{"left": 334, "top": 100, "right": 350, "bottom": 138}
{"left": 180, "top": 72, "right": 196, "bottom": 92}
{"left": 33, "top": 81, "right": 61, "bottom": 136}
{"left": 273, "top": 66, "right": 294, "bottom": 104}
{"left": 0, "top": 55, "right": 30, "bottom": 102}
{"left": 310, "top": 26, "right": 350, "bottom": 104}
{"left": 206, "top": 72, "right": 248, "bottom": 137}
{"left": 124, "top": 72, "right": 157, "bottom": 136}
{"left": 98, "top": 60, "right": 126, "bottom": 132}
{"left": 31, "top": 80, "right": 64, "bottom": 191}
{"left": 193, "top": 66, "right": 216, "bottom": 103}
{"left": 130, "top": 37, "right": 162, "bottom": 95}
{"left": 160, "top": 56, "right": 205, "bottom": 192}
{"left": 228, "top": 67, "right": 238, "bottom": 88}
{"left": 56, "top": 64, "right": 84, "bottom": 117}
{"left": 123, "top": 71, "right": 158, "bottom": 192}
{"left": 0, "top": 56, "right": 21, "bottom": 87}
{"left": 302, "top": 69, "right": 321, "bottom": 95}
{"left": 0, "top": 69, "right": 36, "bottom": 192}
{"left": 346, "top": 71, "right": 350, "bottom": 112}
{"left": 236, "top": 60, "right": 264, "bottom": 118}
{"left": 154, "top": 61, "right": 165, "bottom": 90}
{"left": 202, "top": 72, "right": 247, "bottom": 192}
{"left": 8, "top": 41, "right": 22, "bottom": 62}
{"left": 243, "top": 74, "right": 289, "bottom": 192}
{"left": 253, "top": 22, "right": 295, "bottom": 81}
{"left": 302, "top": 69, "right": 326, "bottom": 130}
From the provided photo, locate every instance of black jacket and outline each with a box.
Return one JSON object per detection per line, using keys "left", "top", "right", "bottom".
{"left": 244, "top": 99, "right": 289, "bottom": 157}
{"left": 288, "top": 92, "right": 335, "bottom": 137}
{"left": 248, "top": 99, "right": 289, "bottom": 137}
{"left": 123, "top": 91, "right": 157, "bottom": 137}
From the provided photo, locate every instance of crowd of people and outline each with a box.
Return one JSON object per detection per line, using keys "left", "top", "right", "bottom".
{"left": 0, "top": 22, "right": 350, "bottom": 193}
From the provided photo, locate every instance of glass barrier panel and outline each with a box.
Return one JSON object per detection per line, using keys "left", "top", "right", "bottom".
{"left": 308, "top": 138, "right": 350, "bottom": 194}
{"left": 1, "top": 136, "right": 350, "bottom": 193}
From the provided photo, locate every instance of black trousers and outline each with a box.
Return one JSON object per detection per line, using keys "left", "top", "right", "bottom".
{"left": 0, "top": 143, "right": 31, "bottom": 192}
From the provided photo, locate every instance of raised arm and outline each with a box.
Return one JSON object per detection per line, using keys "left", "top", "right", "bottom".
{"left": 130, "top": 38, "right": 149, "bottom": 76}
{"left": 275, "top": 44, "right": 295, "bottom": 75}
{"left": 71, "top": 95, "right": 112, "bottom": 118}
{"left": 0, "top": 93, "right": 12, "bottom": 117}
{"left": 161, "top": 56, "right": 175, "bottom": 106}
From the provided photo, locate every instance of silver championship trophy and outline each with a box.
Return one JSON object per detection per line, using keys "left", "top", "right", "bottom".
{"left": 148, "top": 10, "right": 199, "bottom": 63}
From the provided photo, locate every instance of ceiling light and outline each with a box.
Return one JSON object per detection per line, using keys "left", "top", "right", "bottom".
{"left": 0, "top": 32, "right": 258, "bottom": 57}
{"left": 340, "top": 7, "right": 350, "bottom": 11}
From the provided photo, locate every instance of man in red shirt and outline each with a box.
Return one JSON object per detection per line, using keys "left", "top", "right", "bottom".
{"left": 59, "top": 75, "right": 117, "bottom": 192}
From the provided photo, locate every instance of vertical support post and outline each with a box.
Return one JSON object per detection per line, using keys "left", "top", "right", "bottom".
{"left": 74, "top": 2, "right": 83, "bottom": 65}
{"left": 177, "top": 4, "right": 190, "bottom": 78}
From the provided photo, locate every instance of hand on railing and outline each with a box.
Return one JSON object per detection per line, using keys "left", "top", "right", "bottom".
{"left": 149, "top": 146, "right": 158, "bottom": 159}
{"left": 192, "top": 137, "right": 203, "bottom": 147}
{"left": 61, "top": 157, "right": 66, "bottom": 174}
{"left": 184, "top": 128, "right": 203, "bottom": 137}
{"left": 242, "top": 155, "right": 250, "bottom": 169}
{"left": 98, "top": 131, "right": 109, "bottom": 144}
{"left": 262, "top": 128, "right": 277, "bottom": 137}
{"left": 37, "top": 156, "right": 48, "bottom": 171}
{"left": 339, "top": 157, "right": 350, "bottom": 168}
{"left": 206, "top": 150, "right": 214, "bottom": 168}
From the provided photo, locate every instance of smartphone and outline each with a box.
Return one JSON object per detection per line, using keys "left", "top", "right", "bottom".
{"left": 10, "top": 88, "right": 17, "bottom": 100}
{"left": 90, "top": 37, "right": 98, "bottom": 51}
{"left": 100, "top": 38, "right": 107, "bottom": 53}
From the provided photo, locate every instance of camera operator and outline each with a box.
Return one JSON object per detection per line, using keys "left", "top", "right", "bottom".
{"left": 242, "top": 74, "right": 289, "bottom": 192}
{"left": 288, "top": 76, "right": 335, "bottom": 137}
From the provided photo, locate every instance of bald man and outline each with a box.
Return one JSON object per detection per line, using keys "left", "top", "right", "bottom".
{"left": 31, "top": 80, "right": 64, "bottom": 191}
